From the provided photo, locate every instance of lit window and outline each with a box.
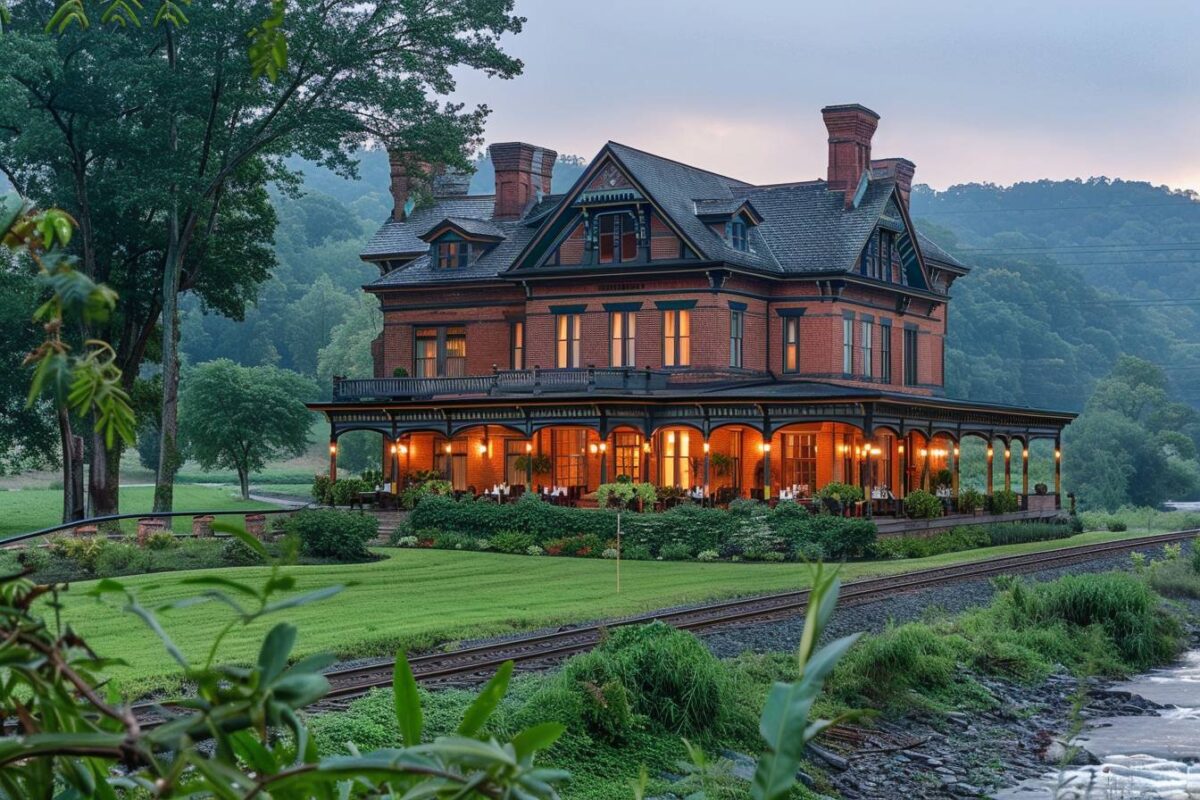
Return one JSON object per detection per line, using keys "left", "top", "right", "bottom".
{"left": 663, "top": 309, "right": 690, "bottom": 367}
{"left": 436, "top": 240, "right": 469, "bottom": 269}
{"left": 511, "top": 321, "right": 525, "bottom": 369}
{"left": 610, "top": 311, "right": 636, "bottom": 367}
{"left": 556, "top": 314, "right": 581, "bottom": 368}
{"left": 414, "top": 325, "right": 467, "bottom": 378}
{"left": 783, "top": 318, "right": 799, "bottom": 373}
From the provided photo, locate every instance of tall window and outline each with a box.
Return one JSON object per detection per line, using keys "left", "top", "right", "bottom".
{"left": 598, "top": 212, "right": 638, "bottom": 264}
{"left": 613, "top": 432, "right": 642, "bottom": 482}
{"left": 860, "top": 229, "right": 894, "bottom": 281}
{"left": 610, "top": 311, "right": 636, "bottom": 367}
{"left": 729, "top": 220, "right": 748, "bottom": 251}
{"left": 505, "top": 439, "right": 530, "bottom": 485}
{"left": 556, "top": 314, "right": 581, "bottom": 368}
{"left": 861, "top": 320, "right": 874, "bottom": 379}
{"left": 729, "top": 310, "right": 744, "bottom": 368}
{"left": 661, "top": 429, "right": 691, "bottom": 487}
{"left": 904, "top": 328, "right": 919, "bottom": 386}
{"left": 435, "top": 439, "right": 467, "bottom": 490}
{"left": 414, "top": 326, "right": 467, "bottom": 378}
{"left": 781, "top": 433, "right": 817, "bottom": 493}
{"left": 783, "top": 317, "right": 800, "bottom": 373}
{"left": 436, "top": 240, "right": 469, "bottom": 270}
{"left": 511, "top": 321, "right": 525, "bottom": 370}
{"left": 553, "top": 429, "right": 587, "bottom": 487}
{"left": 842, "top": 316, "right": 854, "bottom": 374}
{"left": 880, "top": 320, "right": 892, "bottom": 383}
{"left": 872, "top": 434, "right": 894, "bottom": 491}
{"left": 663, "top": 309, "right": 691, "bottom": 367}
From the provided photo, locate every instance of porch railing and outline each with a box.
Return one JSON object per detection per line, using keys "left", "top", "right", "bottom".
{"left": 332, "top": 367, "right": 669, "bottom": 401}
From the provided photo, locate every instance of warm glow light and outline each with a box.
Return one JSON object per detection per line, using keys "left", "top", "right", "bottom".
{"left": 599, "top": 442, "right": 607, "bottom": 453}
{"left": 1055, "top": 449, "right": 1062, "bottom": 460}
{"left": 477, "top": 443, "right": 488, "bottom": 456}
{"left": 898, "top": 444, "right": 905, "bottom": 455}
{"left": 953, "top": 447, "right": 960, "bottom": 457}
{"left": 329, "top": 443, "right": 337, "bottom": 455}
{"left": 444, "top": 443, "right": 452, "bottom": 454}
{"left": 763, "top": 443, "right": 772, "bottom": 453}
{"left": 643, "top": 442, "right": 651, "bottom": 453}
{"left": 390, "top": 444, "right": 397, "bottom": 455}
{"left": 399, "top": 444, "right": 408, "bottom": 455}
{"left": 702, "top": 441, "right": 710, "bottom": 453}
{"left": 1004, "top": 449, "right": 1011, "bottom": 460}
{"left": 920, "top": 448, "right": 928, "bottom": 458}
{"left": 870, "top": 446, "right": 882, "bottom": 456}
{"left": 588, "top": 443, "right": 598, "bottom": 454}
{"left": 987, "top": 447, "right": 994, "bottom": 457}
{"left": 1023, "top": 448, "right": 1029, "bottom": 459}
{"left": 525, "top": 442, "right": 533, "bottom": 453}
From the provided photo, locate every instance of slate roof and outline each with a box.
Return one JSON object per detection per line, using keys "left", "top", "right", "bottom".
{"left": 363, "top": 140, "right": 948, "bottom": 289}
{"left": 915, "top": 231, "right": 971, "bottom": 271}
{"left": 418, "top": 216, "right": 506, "bottom": 241}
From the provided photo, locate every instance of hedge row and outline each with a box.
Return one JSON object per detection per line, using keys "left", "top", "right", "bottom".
{"left": 870, "top": 521, "right": 1074, "bottom": 560}
{"left": 406, "top": 494, "right": 876, "bottom": 561}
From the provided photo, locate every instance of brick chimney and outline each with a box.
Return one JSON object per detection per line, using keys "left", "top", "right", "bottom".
{"left": 871, "top": 157, "right": 916, "bottom": 210}
{"left": 821, "top": 104, "right": 880, "bottom": 208}
{"left": 388, "top": 151, "right": 434, "bottom": 222}
{"left": 489, "top": 142, "right": 557, "bottom": 220}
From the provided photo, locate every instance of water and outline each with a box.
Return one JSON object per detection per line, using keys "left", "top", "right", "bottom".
{"left": 996, "top": 651, "right": 1200, "bottom": 799}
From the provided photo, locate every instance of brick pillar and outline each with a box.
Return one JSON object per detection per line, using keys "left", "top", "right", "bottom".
{"left": 192, "top": 515, "right": 214, "bottom": 538}
{"left": 986, "top": 442, "right": 994, "bottom": 496}
{"left": 73, "top": 524, "right": 98, "bottom": 538}
{"left": 245, "top": 514, "right": 268, "bottom": 541}
{"left": 329, "top": 440, "right": 338, "bottom": 483}
{"left": 136, "top": 518, "right": 165, "bottom": 546}
{"left": 1021, "top": 444, "right": 1030, "bottom": 497}
{"left": 1054, "top": 436, "right": 1062, "bottom": 507}
{"left": 1004, "top": 445, "right": 1012, "bottom": 492}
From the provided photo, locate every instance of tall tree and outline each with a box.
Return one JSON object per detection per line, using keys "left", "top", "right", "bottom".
{"left": 180, "top": 359, "right": 316, "bottom": 500}
{"left": 0, "top": 0, "right": 525, "bottom": 514}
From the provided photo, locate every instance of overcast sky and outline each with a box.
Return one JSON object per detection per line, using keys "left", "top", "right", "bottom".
{"left": 450, "top": 0, "right": 1200, "bottom": 192}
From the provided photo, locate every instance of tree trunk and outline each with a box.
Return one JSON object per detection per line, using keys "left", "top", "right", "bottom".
{"left": 238, "top": 467, "right": 250, "bottom": 501}
{"left": 154, "top": 29, "right": 182, "bottom": 514}
{"left": 57, "top": 409, "right": 79, "bottom": 524}
{"left": 88, "top": 429, "right": 121, "bottom": 518}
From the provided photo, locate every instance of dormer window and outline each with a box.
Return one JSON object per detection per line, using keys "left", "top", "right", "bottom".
{"left": 598, "top": 212, "right": 638, "bottom": 264}
{"left": 730, "top": 220, "right": 748, "bottom": 252}
{"left": 436, "top": 241, "right": 469, "bottom": 269}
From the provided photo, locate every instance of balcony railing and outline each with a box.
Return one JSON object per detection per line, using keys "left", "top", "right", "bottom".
{"left": 332, "top": 367, "right": 669, "bottom": 401}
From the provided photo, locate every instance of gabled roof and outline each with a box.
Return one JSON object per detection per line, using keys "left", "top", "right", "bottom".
{"left": 361, "top": 140, "right": 948, "bottom": 291}
{"left": 418, "top": 216, "right": 506, "bottom": 243}
{"left": 915, "top": 231, "right": 971, "bottom": 272}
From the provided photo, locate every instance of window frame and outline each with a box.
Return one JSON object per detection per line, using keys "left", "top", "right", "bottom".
{"left": 609, "top": 310, "right": 637, "bottom": 367}
{"left": 556, "top": 313, "right": 582, "bottom": 369}
{"left": 783, "top": 317, "right": 800, "bottom": 373}
{"left": 729, "top": 219, "right": 749, "bottom": 252}
{"left": 413, "top": 324, "right": 467, "bottom": 378}
{"left": 729, "top": 309, "right": 744, "bottom": 369}
{"left": 861, "top": 319, "right": 874, "bottom": 379}
{"left": 903, "top": 326, "right": 919, "bottom": 386}
{"left": 880, "top": 320, "right": 893, "bottom": 384}
{"left": 781, "top": 433, "right": 817, "bottom": 494}
{"left": 511, "top": 320, "right": 525, "bottom": 370}
{"left": 596, "top": 211, "right": 639, "bottom": 265}
{"left": 435, "top": 239, "right": 470, "bottom": 270}
{"left": 842, "top": 315, "right": 854, "bottom": 375}
{"left": 662, "top": 308, "right": 691, "bottom": 367}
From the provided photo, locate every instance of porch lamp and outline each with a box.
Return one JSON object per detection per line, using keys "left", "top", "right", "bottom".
{"left": 870, "top": 446, "right": 882, "bottom": 456}
{"left": 702, "top": 441, "right": 710, "bottom": 453}
{"left": 1023, "top": 448, "right": 1029, "bottom": 459}
{"left": 643, "top": 441, "right": 652, "bottom": 454}
{"left": 444, "top": 443, "right": 452, "bottom": 454}
{"left": 1055, "top": 449, "right": 1062, "bottom": 460}
{"left": 390, "top": 443, "right": 398, "bottom": 455}
{"left": 588, "top": 443, "right": 598, "bottom": 454}
{"left": 1004, "top": 448, "right": 1011, "bottom": 460}
{"left": 762, "top": 443, "right": 772, "bottom": 453}
{"left": 599, "top": 442, "right": 607, "bottom": 453}
{"left": 477, "top": 442, "right": 488, "bottom": 456}
{"left": 399, "top": 444, "right": 408, "bottom": 455}
{"left": 525, "top": 442, "right": 533, "bottom": 453}
{"left": 328, "top": 443, "right": 337, "bottom": 456}
{"left": 986, "top": 446, "right": 994, "bottom": 458}
{"left": 953, "top": 446, "right": 959, "bottom": 457}
{"left": 898, "top": 444, "right": 905, "bottom": 455}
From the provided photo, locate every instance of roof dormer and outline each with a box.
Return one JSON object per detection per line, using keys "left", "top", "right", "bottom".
{"left": 693, "top": 199, "right": 762, "bottom": 253}
{"left": 420, "top": 217, "right": 505, "bottom": 270}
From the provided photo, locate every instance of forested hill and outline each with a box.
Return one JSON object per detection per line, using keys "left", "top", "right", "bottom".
{"left": 910, "top": 179, "right": 1200, "bottom": 413}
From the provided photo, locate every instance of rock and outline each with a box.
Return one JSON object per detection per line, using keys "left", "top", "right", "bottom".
{"left": 806, "top": 743, "right": 849, "bottom": 771}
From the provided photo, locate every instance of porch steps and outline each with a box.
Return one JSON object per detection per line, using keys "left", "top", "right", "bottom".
{"left": 367, "top": 510, "right": 409, "bottom": 542}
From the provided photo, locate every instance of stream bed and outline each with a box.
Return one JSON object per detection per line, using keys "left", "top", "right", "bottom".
{"left": 996, "top": 650, "right": 1200, "bottom": 799}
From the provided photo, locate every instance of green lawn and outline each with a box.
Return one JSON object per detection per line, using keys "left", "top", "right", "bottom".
{"left": 52, "top": 528, "right": 1147, "bottom": 697}
{"left": 0, "top": 485, "right": 278, "bottom": 538}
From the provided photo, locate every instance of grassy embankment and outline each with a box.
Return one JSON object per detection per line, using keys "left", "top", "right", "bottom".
{"left": 311, "top": 568, "right": 1187, "bottom": 800}
{"left": 51, "top": 527, "right": 1162, "bottom": 697}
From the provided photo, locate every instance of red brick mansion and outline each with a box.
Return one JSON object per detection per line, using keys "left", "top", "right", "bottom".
{"left": 309, "top": 104, "right": 1072, "bottom": 511}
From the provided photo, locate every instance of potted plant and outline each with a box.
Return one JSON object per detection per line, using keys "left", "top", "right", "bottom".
{"left": 513, "top": 453, "right": 552, "bottom": 478}
{"left": 710, "top": 452, "right": 734, "bottom": 477}
{"left": 1034, "top": 482, "right": 1048, "bottom": 496}
{"left": 933, "top": 468, "right": 953, "bottom": 490}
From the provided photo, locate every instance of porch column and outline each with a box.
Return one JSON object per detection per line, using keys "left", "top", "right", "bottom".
{"left": 703, "top": 439, "right": 711, "bottom": 492}
{"left": 599, "top": 438, "right": 608, "bottom": 484}
{"left": 899, "top": 439, "right": 908, "bottom": 496}
{"left": 985, "top": 440, "right": 994, "bottom": 495}
{"left": 1021, "top": 444, "right": 1029, "bottom": 497}
{"left": 762, "top": 438, "right": 772, "bottom": 500}
{"left": 643, "top": 438, "right": 652, "bottom": 485}
{"left": 389, "top": 441, "right": 399, "bottom": 490}
{"left": 329, "top": 439, "right": 338, "bottom": 482}
{"left": 525, "top": 441, "right": 534, "bottom": 486}
{"left": 1004, "top": 444, "right": 1012, "bottom": 492}
{"left": 1054, "top": 435, "right": 1062, "bottom": 507}
{"left": 863, "top": 445, "right": 874, "bottom": 518}
{"left": 951, "top": 444, "right": 960, "bottom": 497}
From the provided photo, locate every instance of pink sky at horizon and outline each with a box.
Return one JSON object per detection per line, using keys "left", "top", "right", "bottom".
{"left": 449, "top": 0, "right": 1200, "bottom": 194}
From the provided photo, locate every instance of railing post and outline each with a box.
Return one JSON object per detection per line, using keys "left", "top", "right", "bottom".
{"left": 533, "top": 365, "right": 541, "bottom": 395}
{"left": 587, "top": 365, "right": 595, "bottom": 392}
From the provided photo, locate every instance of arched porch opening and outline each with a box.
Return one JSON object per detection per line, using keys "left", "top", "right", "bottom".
{"left": 326, "top": 424, "right": 386, "bottom": 485}
{"left": 706, "top": 423, "right": 764, "bottom": 502}
{"left": 957, "top": 434, "right": 989, "bottom": 494}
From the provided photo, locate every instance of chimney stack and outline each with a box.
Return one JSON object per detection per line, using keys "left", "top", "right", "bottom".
{"left": 821, "top": 104, "right": 880, "bottom": 208}
{"left": 871, "top": 157, "right": 916, "bottom": 210}
{"left": 489, "top": 142, "right": 557, "bottom": 220}
{"left": 388, "top": 151, "right": 434, "bottom": 222}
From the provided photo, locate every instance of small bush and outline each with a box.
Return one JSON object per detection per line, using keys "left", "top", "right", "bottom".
{"left": 525, "top": 545, "right": 544, "bottom": 556}
{"left": 284, "top": 509, "right": 378, "bottom": 561}
{"left": 1107, "top": 519, "right": 1128, "bottom": 532}
{"left": 94, "top": 543, "right": 152, "bottom": 577}
{"left": 982, "top": 522, "right": 1072, "bottom": 546}
{"left": 601, "top": 548, "right": 619, "bottom": 559}
{"left": 826, "top": 622, "right": 960, "bottom": 708}
{"left": 48, "top": 536, "right": 107, "bottom": 573}
{"left": 904, "top": 490, "right": 943, "bottom": 519}
{"left": 144, "top": 531, "right": 178, "bottom": 551}
{"left": 957, "top": 487, "right": 984, "bottom": 514}
{"left": 222, "top": 536, "right": 265, "bottom": 566}
{"left": 659, "top": 542, "right": 693, "bottom": 561}
{"left": 311, "top": 474, "right": 332, "bottom": 505}
{"left": 985, "top": 489, "right": 1021, "bottom": 514}
{"left": 696, "top": 549, "right": 719, "bottom": 562}
{"left": 393, "top": 535, "right": 418, "bottom": 548}
{"left": 489, "top": 530, "right": 536, "bottom": 554}
{"left": 433, "top": 532, "right": 479, "bottom": 551}
{"left": 329, "top": 478, "right": 369, "bottom": 507}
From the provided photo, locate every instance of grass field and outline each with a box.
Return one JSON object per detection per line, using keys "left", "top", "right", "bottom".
{"left": 51, "top": 528, "right": 1152, "bottom": 697}
{"left": 0, "top": 485, "right": 279, "bottom": 538}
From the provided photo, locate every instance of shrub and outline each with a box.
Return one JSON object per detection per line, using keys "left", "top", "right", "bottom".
{"left": 903, "top": 490, "right": 943, "bottom": 519}
{"left": 622, "top": 544, "right": 651, "bottom": 561}
{"left": 551, "top": 650, "right": 635, "bottom": 741}
{"left": 1107, "top": 519, "right": 1128, "bottom": 532}
{"left": 985, "top": 489, "right": 1020, "bottom": 514}
{"left": 433, "top": 532, "right": 479, "bottom": 551}
{"left": 284, "top": 509, "right": 379, "bottom": 561}
{"left": 525, "top": 545, "right": 544, "bottom": 556}
{"left": 94, "top": 543, "right": 151, "bottom": 577}
{"left": 595, "top": 481, "right": 656, "bottom": 510}
{"left": 48, "top": 536, "right": 107, "bottom": 573}
{"left": 982, "top": 522, "right": 1072, "bottom": 546}
{"left": 826, "top": 622, "right": 960, "bottom": 708}
{"left": 221, "top": 536, "right": 265, "bottom": 566}
{"left": 329, "top": 478, "right": 369, "bottom": 507}
{"left": 782, "top": 514, "right": 877, "bottom": 560}
{"left": 601, "top": 548, "right": 619, "bottom": 559}
{"left": 311, "top": 474, "right": 332, "bottom": 504}
{"left": 393, "top": 535, "right": 418, "bottom": 548}
{"left": 594, "top": 623, "right": 727, "bottom": 736}
{"left": 871, "top": 528, "right": 989, "bottom": 560}
{"left": 144, "top": 531, "right": 178, "bottom": 551}
{"left": 1192, "top": 539, "right": 1200, "bottom": 574}
{"left": 659, "top": 542, "right": 693, "bottom": 561}
{"left": 696, "top": 549, "right": 719, "bottom": 562}
{"left": 818, "top": 482, "right": 863, "bottom": 505}
{"left": 399, "top": 478, "right": 453, "bottom": 510}
{"left": 489, "top": 530, "right": 536, "bottom": 554}
{"left": 544, "top": 533, "right": 605, "bottom": 558}
{"left": 957, "top": 487, "right": 984, "bottom": 514}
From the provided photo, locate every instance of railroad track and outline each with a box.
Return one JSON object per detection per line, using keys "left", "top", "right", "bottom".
{"left": 138, "top": 528, "right": 1198, "bottom": 722}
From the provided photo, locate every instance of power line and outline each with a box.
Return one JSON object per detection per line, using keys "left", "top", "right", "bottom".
{"left": 916, "top": 201, "right": 1200, "bottom": 216}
